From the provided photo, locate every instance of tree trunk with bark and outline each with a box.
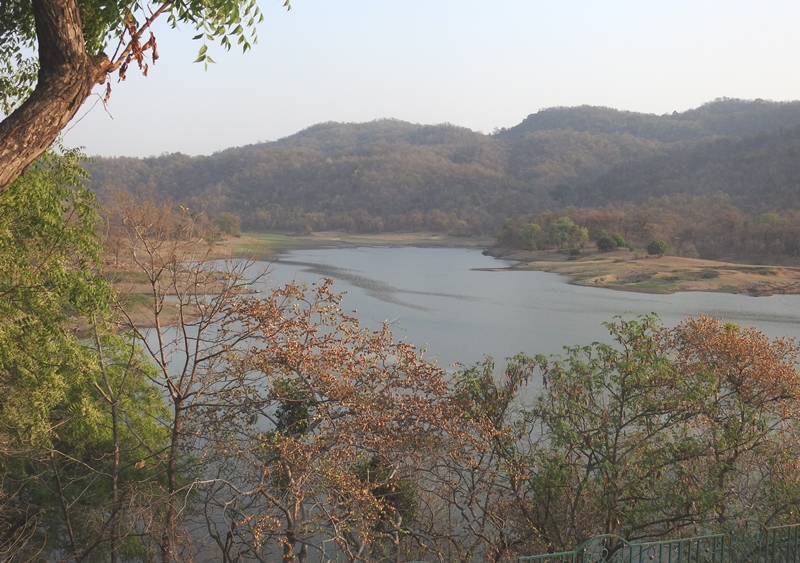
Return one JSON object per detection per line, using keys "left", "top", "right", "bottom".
{"left": 0, "top": 0, "right": 110, "bottom": 193}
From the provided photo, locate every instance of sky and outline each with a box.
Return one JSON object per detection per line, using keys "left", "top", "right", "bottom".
{"left": 62, "top": 0, "right": 800, "bottom": 158}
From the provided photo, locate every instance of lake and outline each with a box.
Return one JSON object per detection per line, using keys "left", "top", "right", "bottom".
{"left": 255, "top": 246, "right": 800, "bottom": 371}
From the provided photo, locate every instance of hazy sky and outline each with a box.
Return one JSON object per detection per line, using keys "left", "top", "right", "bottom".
{"left": 62, "top": 0, "right": 800, "bottom": 158}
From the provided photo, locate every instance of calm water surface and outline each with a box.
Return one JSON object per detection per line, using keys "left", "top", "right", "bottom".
{"left": 256, "top": 246, "right": 800, "bottom": 370}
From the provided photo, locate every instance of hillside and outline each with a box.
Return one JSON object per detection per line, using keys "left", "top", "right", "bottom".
{"left": 84, "top": 98, "right": 800, "bottom": 261}
{"left": 569, "top": 125, "right": 800, "bottom": 211}
{"left": 496, "top": 98, "right": 800, "bottom": 141}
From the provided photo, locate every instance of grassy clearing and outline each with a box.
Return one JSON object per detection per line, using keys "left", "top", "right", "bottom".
{"left": 218, "top": 231, "right": 495, "bottom": 260}
{"left": 225, "top": 233, "right": 302, "bottom": 258}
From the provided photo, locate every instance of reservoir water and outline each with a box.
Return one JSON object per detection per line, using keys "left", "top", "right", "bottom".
{"left": 256, "top": 246, "right": 800, "bottom": 370}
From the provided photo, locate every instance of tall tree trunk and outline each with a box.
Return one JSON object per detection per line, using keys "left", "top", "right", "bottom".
{"left": 161, "top": 400, "right": 183, "bottom": 563}
{"left": 110, "top": 398, "right": 120, "bottom": 563}
{"left": 0, "top": 0, "right": 110, "bottom": 193}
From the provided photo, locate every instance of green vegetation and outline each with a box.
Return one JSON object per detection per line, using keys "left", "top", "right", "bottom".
{"left": 521, "top": 316, "right": 800, "bottom": 551}
{"left": 596, "top": 231, "right": 628, "bottom": 251}
{"left": 227, "top": 231, "right": 300, "bottom": 256}
{"left": 0, "top": 149, "right": 109, "bottom": 442}
{"left": 496, "top": 216, "right": 587, "bottom": 251}
{"left": 450, "top": 314, "right": 800, "bottom": 557}
{"left": 108, "top": 270, "right": 153, "bottom": 284}
{"left": 647, "top": 239, "right": 669, "bottom": 257}
{"left": 0, "top": 152, "right": 170, "bottom": 562}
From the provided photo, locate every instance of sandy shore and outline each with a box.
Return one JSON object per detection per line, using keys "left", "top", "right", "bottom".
{"left": 489, "top": 248, "right": 800, "bottom": 296}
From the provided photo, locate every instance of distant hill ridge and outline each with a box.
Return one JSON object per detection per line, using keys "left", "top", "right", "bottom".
{"left": 84, "top": 98, "right": 800, "bottom": 236}
{"left": 496, "top": 98, "right": 800, "bottom": 141}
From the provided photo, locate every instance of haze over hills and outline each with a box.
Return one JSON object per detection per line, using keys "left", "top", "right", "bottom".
{"left": 84, "top": 98, "right": 800, "bottom": 259}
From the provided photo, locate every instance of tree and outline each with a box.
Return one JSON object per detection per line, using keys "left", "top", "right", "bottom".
{"left": 449, "top": 355, "right": 541, "bottom": 561}
{"left": 0, "top": 151, "right": 170, "bottom": 562}
{"left": 647, "top": 239, "right": 668, "bottom": 257}
{"left": 0, "top": 0, "right": 290, "bottom": 193}
{"left": 21, "top": 328, "right": 171, "bottom": 563}
{"left": 596, "top": 231, "right": 627, "bottom": 252}
{"left": 0, "top": 148, "right": 109, "bottom": 447}
{"left": 520, "top": 223, "right": 544, "bottom": 250}
{"left": 665, "top": 317, "right": 800, "bottom": 526}
{"left": 215, "top": 211, "right": 242, "bottom": 237}
{"left": 524, "top": 316, "right": 708, "bottom": 550}
{"left": 502, "top": 315, "right": 800, "bottom": 554}
{"left": 107, "top": 197, "right": 508, "bottom": 562}
{"left": 110, "top": 196, "right": 264, "bottom": 561}
{"left": 0, "top": 150, "right": 108, "bottom": 558}
{"left": 205, "top": 279, "right": 482, "bottom": 563}
{"left": 496, "top": 218, "right": 522, "bottom": 248}
{"left": 548, "top": 216, "right": 588, "bottom": 251}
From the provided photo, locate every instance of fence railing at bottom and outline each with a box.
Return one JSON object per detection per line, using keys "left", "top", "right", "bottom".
{"left": 517, "top": 521, "right": 800, "bottom": 563}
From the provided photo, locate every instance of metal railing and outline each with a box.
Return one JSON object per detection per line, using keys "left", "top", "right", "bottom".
{"left": 517, "top": 521, "right": 800, "bottom": 563}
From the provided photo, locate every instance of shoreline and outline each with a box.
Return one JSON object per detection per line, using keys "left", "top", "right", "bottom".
{"left": 160, "top": 232, "right": 800, "bottom": 297}
{"left": 484, "top": 247, "right": 800, "bottom": 297}
{"left": 96, "top": 232, "right": 800, "bottom": 334}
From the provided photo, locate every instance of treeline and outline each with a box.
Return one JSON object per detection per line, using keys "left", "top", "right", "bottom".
{"left": 494, "top": 196, "right": 800, "bottom": 262}
{"left": 82, "top": 99, "right": 800, "bottom": 262}
{"left": 4, "top": 154, "right": 800, "bottom": 562}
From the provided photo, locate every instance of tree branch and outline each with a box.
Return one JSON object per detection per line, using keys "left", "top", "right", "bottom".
{"left": 0, "top": 0, "right": 111, "bottom": 193}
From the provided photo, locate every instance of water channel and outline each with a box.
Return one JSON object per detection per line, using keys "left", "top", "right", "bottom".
{"left": 253, "top": 246, "right": 800, "bottom": 374}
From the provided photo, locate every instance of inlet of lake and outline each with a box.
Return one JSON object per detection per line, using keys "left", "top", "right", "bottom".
{"left": 255, "top": 246, "right": 800, "bottom": 375}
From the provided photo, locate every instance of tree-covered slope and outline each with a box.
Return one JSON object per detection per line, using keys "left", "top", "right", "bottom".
{"left": 496, "top": 98, "right": 800, "bottom": 141}
{"left": 571, "top": 125, "right": 800, "bottom": 213}
{"left": 83, "top": 98, "right": 800, "bottom": 234}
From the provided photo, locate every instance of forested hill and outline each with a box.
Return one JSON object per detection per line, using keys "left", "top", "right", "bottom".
{"left": 495, "top": 98, "right": 800, "bottom": 141}
{"left": 84, "top": 98, "right": 800, "bottom": 239}
{"left": 569, "top": 125, "right": 800, "bottom": 210}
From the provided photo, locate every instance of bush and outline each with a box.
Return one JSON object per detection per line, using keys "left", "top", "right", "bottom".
{"left": 647, "top": 239, "right": 669, "bottom": 257}
{"left": 596, "top": 233, "right": 617, "bottom": 252}
{"left": 596, "top": 232, "right": 627, "bottom": 252}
